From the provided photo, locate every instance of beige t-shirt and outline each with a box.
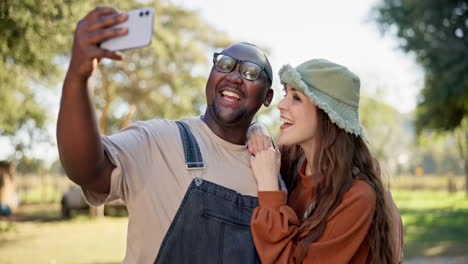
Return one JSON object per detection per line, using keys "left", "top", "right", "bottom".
{"left": 82, "top": 116, "right": 259, "bottom": 264}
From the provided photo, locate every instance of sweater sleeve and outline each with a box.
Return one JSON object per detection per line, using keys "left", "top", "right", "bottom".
{"left": 251, "top": 191, "right": 301, "bottom": 264}
{"left": 251, "top": 182, "right": 376, "bottom": 264}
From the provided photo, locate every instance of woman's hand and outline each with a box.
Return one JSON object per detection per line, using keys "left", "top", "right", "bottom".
{"left": 250, "top": 147, "right": 281, "bottom": 191}
{"left": 247, "top": 123, "right": 274, "bottom": 155}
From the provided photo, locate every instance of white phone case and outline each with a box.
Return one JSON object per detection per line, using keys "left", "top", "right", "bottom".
{"left": 100, "top": 8, "right": 154, "bottom": 51}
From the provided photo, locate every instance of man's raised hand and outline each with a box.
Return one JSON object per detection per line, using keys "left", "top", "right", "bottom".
{"left": 68, "top": 7, "right": 128, "bottom": 79}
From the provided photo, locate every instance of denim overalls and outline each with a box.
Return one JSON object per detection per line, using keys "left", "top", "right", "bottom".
{"left": 153, "top": 121, "right": 261, "bottom": 264}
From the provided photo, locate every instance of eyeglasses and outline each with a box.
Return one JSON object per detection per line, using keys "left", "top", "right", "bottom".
{"left": 213, "top": 53, "right": 271, "bottom": 83}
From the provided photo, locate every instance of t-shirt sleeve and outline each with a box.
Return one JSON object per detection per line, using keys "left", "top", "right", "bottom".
{"left": 81, "top": 121, "right": 161, "bottom": 206}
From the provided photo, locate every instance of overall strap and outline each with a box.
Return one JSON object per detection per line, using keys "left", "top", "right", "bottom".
{"left": 175, "top": 121, "right": 205, "bottom": 185}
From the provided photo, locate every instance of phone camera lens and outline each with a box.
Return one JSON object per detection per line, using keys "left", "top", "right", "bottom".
{"left": 139, "top": 11, "right": 144, "bottom": 17}
{"left": 145, "top": 10, "right": 150, "bottom": 16}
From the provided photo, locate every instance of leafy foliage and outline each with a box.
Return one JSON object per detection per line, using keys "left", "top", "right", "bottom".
{"left": 372, "top": 0, "right": 467, "bottom": 133}
{"left": 0, "top": 0, "right": 80, "bottom": 151}
{"left": 360, "top": 96, "right": 411, "bottom": 174}
{"left": 16, "top": 155, "right": 47, "bottom": 174}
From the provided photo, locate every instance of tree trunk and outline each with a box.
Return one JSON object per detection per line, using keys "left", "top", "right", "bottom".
{"left": 465, "top": 157, "right": 468, "bottom": 195}
{"left": 41, "top": 173, "right": 46, "bottom": 202}
{"left": 120, "top": 105, "right": 136, "bottom": 130}
{"left": 99, "top": 67, "right": 111, "bottom": 136}
{"left": 454, "top": 120, "right": 468, "bottom": 195}
{"left": 447, "top": 173, "right": 456, "bottom": 193}
{"left": 463, "top": 125, "right": 467, "bottom": 196}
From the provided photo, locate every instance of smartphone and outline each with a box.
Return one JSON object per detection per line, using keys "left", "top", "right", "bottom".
{"left": 100, "top": 7, "right": 155, "bottom": 51}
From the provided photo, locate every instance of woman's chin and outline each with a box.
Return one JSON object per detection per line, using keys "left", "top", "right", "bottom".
{"left": 278, "top": 135, "right": 293, "bottom": 146}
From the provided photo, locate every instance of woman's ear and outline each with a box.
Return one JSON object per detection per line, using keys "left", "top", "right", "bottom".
{"left": 263, "top": 89, "right": 274, "bottom": 107}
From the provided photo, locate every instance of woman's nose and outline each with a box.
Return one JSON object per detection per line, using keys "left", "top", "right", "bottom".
{"left": 278, "top": 98, "right": 288, "bottom": 111}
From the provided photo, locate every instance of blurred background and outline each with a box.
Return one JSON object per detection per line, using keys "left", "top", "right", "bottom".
{"left": 0, "top": 0, "right": 466, "bottom": 263}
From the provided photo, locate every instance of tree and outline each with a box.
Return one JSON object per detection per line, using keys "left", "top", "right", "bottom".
{"left": 454, "top": 119, "right": 468, "bottom": 185}
{"left": 49, "top": 159, "right": 66, "bottom": 175}
{"left": 359, "top": 96, "right": 411, "bottom": 176}
{"left": 416, "top": 129, "right": 465, "bottom": 176}
{"left": 372, "top": 0, "right": 467, "bottom": 132}
{"left": 89, "top": 0, "right": 232, "bottom": 134}
{"left": 0, "top": 0, "right": 81, "bottom": 158}
{"left": 372, "top": 0, "right": 468, "bottom": 192}
{"left": 16, "top": 155, "right": 47, "bottom": 174}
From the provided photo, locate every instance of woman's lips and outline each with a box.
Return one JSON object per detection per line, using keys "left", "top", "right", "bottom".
{"left": 280, "top": 116, "right": 294, "bottom": 130}
{"left": 280, "top": 123, "right": 293, "bottom": 130}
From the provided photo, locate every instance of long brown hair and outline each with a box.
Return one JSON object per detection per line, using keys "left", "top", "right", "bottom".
{"left": 280, "top": 108, "right": 396, "bottom": 263}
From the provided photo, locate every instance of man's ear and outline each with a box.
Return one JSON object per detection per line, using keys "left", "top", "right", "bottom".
{"left": 263, "top": 89, "right": 274, "bottom": 107}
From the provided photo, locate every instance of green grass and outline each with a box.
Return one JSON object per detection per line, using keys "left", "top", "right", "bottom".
{"left": 393, "top": 190, "right": 468, "bottom": 259}
{"left": 1, "top": 190, "right": 467, "bottom": 263}
{"left": 0, "top": 204, "right": 127, "bottom": 264}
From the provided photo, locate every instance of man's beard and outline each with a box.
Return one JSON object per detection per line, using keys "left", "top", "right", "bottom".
{"left": 211, "top": 101, "right": 247, "bottom": 127}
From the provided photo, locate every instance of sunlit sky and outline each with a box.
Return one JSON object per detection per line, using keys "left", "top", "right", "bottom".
{"left": 171, "top": 0, "right": 424, "bottom": 107}
{"left": 0, "top": 0, "right": 424, "bottom": 164}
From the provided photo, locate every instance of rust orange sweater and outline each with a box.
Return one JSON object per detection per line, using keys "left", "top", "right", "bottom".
{"left": 251, "top": 162, "right": 404, "bottom": 263}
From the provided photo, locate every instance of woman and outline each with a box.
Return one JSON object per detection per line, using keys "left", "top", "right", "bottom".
{"left": 248, "top": 59, "right": 403, "bottom": 263}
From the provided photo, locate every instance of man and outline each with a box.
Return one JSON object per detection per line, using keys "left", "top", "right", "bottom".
{"left": 57, "top": 7, "right": 274, "bottom": 264}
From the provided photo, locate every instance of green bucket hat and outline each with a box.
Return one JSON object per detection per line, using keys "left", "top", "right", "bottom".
{"left": 279, "top": 59, "right": 364, "bottom": 137}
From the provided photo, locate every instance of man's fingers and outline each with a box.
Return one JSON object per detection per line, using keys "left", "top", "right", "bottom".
{"left": 101, "top": 50, "right": 124, "bottom": 61}
{"left": 253, "top": 140, "right": 260, "bottom": 154}
{"left": 260, "top": 137, "right": 266, "bottom": 150}
{"left": 90, "top": 48, "right": 123, "bottom": 61}
{"left": 88, "top": 27, "right": 128, "bottom": 44}
{"left": 82, "top": 6, "right": 119, "bottom": 22}
{"left": 86, "top": 13, "right": 128, "bottom": 32}
{"left": 248, "top": 144, "right": 254, "bottom": 154}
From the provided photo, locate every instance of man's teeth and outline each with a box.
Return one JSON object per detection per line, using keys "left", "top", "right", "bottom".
{"left": 281, "top": 118, "right": 294, "bottom": 125}
{"left": 222, "top": 90, "right": 241, "bottom": 99}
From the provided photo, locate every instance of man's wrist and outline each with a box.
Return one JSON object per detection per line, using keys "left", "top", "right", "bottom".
{"left": 63, "top": 69, "right": 91, "bottom": 92}
{"left": 66, "top": 69, "right": 89, "bottom": 83}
